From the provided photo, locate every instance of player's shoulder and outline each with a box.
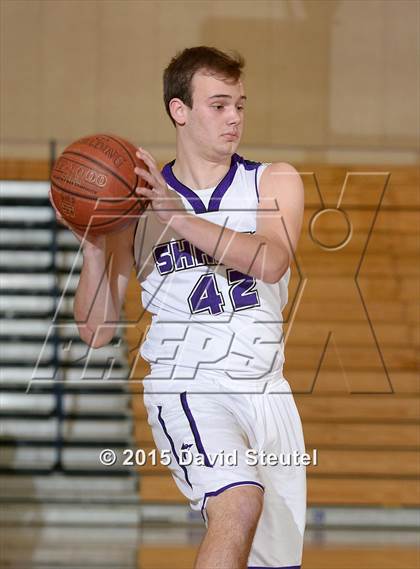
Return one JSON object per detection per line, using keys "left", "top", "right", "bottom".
{"left": 264, "top": 161, "right": 300, "bottom": 175}
{"left": 259, "top": 160, "right": 304, "bottom": 199}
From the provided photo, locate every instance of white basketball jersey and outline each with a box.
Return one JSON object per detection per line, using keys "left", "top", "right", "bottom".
{"left": 133, "top": 153, "right": 290, "bottom": 379}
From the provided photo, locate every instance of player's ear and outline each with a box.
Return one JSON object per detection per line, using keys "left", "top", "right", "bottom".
{"left": 169, "top": 98, "right": 187, "bottom": 126}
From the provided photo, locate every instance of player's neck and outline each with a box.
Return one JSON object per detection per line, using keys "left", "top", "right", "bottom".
{"left": 172, "top": 141, "right": 232, "bottom": 191}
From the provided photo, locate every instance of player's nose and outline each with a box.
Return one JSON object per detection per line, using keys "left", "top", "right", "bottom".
{"left": 227, "top": 105, "right": 242, "bottom": 125}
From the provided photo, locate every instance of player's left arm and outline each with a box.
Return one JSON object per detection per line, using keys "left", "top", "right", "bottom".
{"left": 135, "top": 149, "right": 304, "bottom": 283}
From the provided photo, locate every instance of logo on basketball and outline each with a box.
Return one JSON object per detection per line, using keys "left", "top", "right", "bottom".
{"left": 80, "top": 135, "right": 127, "bottom": 168}
{"left": 54, "top": 158, "right": 108, "bottom": 191}
{"left": 60, "top": 194, "right": 75, "bottom": 218}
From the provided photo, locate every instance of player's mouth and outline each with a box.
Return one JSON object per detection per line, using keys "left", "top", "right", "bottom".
{"left": 222, "top": 132, "right": 239, "bottom": 141}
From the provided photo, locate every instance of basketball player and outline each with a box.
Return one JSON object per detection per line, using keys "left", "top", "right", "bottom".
{"left": 51, "top": 46, "right": 306, "bottom": 569}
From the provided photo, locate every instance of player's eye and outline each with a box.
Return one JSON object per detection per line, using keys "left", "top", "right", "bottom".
{"left": 212, "top": 105, "right": 224, "bottom": 110}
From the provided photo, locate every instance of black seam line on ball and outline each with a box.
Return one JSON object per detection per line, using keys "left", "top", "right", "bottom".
{"left": 51, "top": 176, "right": 131, "bottom": 203}
{"left": 62, "top": 150, "right": 135, "bottom": 195}
{"left": 51, "top": 179, "right": 146, "bottom": 216}
{"left": 105, "top": 135, "right": 136, "bottom": 168}
{"left": 105, "top": 135, "right": 141, "bottom": 193}
{"left": 51, "top": 183, "right": 143, "bottom": 228}
{"left": 104, "top": 134, "right": 145, "bottom": 196}
{"left": 57, "top": 202, "right": 143, "bottom": 229}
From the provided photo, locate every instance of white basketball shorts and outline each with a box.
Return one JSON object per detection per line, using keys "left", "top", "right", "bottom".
{"left": 143, "top": 364, "right": 306, "bottom": 569}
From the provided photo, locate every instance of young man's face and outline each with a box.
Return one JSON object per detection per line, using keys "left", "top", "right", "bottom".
{"left": 183, "top": 70, "right": 246, "bottom": 159}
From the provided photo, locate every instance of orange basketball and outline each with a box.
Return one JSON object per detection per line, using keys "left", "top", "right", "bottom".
{"left": 50, "top": 134, "right": 149, "bottom": 235}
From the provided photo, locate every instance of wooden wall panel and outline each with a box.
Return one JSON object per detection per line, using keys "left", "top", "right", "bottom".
{"left": 2, "top": 158, "right": 418, "bottom": 508}
{"left": 1, "top": 1, "right": 418, "bottom": 161}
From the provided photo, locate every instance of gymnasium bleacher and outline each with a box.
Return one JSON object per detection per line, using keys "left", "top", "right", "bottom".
{"left": 0, "top": 158, "right": 418, "bottom": 568}
{"left": 0, "top": 164, "right": 140, "bottom": 567}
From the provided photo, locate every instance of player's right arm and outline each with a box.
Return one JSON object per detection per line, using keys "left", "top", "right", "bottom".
{"left": 73, "top": 224, "right": 135, "bottom": 348}
{"left": 49, "top": 192, "right": 135, "bottom": 348}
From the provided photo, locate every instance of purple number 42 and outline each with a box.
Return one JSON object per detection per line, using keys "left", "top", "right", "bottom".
{"left": 188, "top": 270, "right": 260, "bottom": 315}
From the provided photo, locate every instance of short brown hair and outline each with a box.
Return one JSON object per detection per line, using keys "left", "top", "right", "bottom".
{"left": 163, "top": 46, "right": 245, "bottom": 126}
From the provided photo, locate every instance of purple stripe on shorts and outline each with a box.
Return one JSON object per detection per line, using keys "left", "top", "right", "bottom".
{"left": 201, "top": 480, "right": 265, "bottom": 520}
{"left": 157, "top": 405, "right": 192, "bottom": 489}
{"left": 248, "top": 566, "right": 300, "bottom": 569}
{"left": 254, "top": 165, "right": 260, "bottom": 202}
{"left": 180, "top": 392, "right": 212, "bottom": 467}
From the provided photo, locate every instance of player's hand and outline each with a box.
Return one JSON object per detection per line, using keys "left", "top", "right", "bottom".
{"left": 134, "top": 147, "right": 186, "bottom": 225}
{"left": 48, "top": 190, "right": 106, "bottom": 252}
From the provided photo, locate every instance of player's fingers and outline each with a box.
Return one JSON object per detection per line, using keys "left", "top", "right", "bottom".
{"left": 137, "top": 147, "right": 155, "bottom": 162}
{"left": 134, "top": 166, "right": 154, "bottom": 186}
{"left": 135, "top": 168, "right": 169, "bottom": 198}
{"left": 137, "top": 155, "right": 157, "bottom": 177}
{"left": 57, "top": 216, "right": 72, "bottom": 230}
{"left": 136, "top": 148, "right": 152, "bottom": 164}
{"left": 136, "top": 149, "right": 161, "bottom": 177}
{"left": 50, "top": 203, "right": 65, "bottom": 224}
{"left": 135, "top": 186, "right": 155, "bottom": 199}
{"left": 48, "top": 192, "right": 75, "bottom": 231}
{"left": 49, "top": 192, "right": 66, "bottom": 224}
{"left": 48, "top": 190, "right": 60, "bottom": 214}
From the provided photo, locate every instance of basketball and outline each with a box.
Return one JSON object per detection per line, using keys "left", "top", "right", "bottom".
{"left": 50, "top": 134, "right": 149, "bottom": 235}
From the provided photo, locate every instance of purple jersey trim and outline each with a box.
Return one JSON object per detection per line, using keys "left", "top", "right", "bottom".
{"left": 180, "top": 392, "right": 212, "bottom": 467}
{"left": 157, "top": 405, "right": 192, "bottom": 489}
{"left": 161, "top": 154, "right": 262, "bottom": 214}
{"left": 207, "top": 154, "right": 239, "bottom": 212}
{"left": 162, "top": 160, "right": 207, "bottom": 214}
{"left": 201, "top": 480, "right": 265, "bottom": 520}
{"left": 239, "top": 156, "right": 262, "bottom": 171}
